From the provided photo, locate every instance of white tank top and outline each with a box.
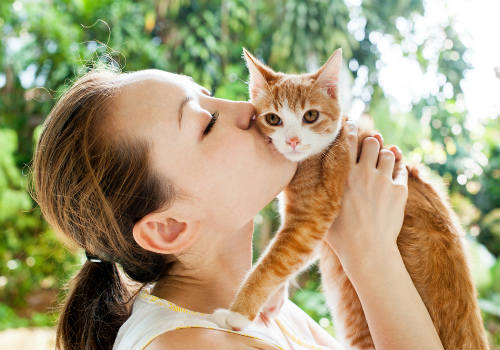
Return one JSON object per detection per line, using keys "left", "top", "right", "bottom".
{"left": 113, "top": 289, "right": 336, "bottom": 350}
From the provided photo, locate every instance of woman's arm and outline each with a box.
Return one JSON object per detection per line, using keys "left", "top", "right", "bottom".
{"left": 323, "top": 122, "right": 443, "bottom": 349}
{"left": 322, "top": 241, "right": 444, "bottom": 350}
{"left": 339, "top": 244, "right": 443, "bottom": 350}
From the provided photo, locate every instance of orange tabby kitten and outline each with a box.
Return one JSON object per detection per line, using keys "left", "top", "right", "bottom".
{"left": 213, "top": 48, "right": 488, "bottom": 349}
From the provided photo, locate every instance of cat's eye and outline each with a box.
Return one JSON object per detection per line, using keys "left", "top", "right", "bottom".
{"left": 303, "top": 110, "right": 319, "bottom": 124}
{"left": 265, "top": 113, "right": 282, "bottom": 126}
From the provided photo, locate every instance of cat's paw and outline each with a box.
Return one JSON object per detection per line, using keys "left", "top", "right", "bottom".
{"left": 258, "top": 284, "right": 288, "bottom": 327}
{"left": 211, "top": 308, "right": 252, "bottom": 331}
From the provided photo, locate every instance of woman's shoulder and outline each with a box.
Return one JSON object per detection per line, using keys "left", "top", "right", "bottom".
{"left": 145, "top": 327, "right": 281, "bottom": 350}
{"left": 115, "top": 290, "right": 338, "bottom": 350}
{"left": 114, "top": 291, "right": 283, "bottom": 350}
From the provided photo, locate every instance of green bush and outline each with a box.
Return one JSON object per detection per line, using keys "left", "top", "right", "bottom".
{"left": 0, "top": 128, "right": 80, "bottom": 321}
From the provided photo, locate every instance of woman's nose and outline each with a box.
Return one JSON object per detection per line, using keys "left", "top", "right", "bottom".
{"left": 225, "top": 100, "right": 256, "bottom": 130}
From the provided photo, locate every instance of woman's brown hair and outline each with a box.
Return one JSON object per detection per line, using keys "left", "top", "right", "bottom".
{"left": 31, "top": 68, "right": 176, "bottom": 349}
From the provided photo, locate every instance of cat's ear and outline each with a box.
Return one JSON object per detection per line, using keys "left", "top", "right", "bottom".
{"left": 313, "top": 48, "right": 342, "bottom": 99}
{"left": 243, "top": 48, "right": 277, "bottom": 100}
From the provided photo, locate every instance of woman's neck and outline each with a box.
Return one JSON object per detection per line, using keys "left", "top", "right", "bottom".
{"left": 151, "top": 221, "right": 254, "bottom": 314}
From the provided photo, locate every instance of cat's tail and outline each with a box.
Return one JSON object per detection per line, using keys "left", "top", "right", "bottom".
{"left": 400, "top": 168, "right": 489, "bottom": 349}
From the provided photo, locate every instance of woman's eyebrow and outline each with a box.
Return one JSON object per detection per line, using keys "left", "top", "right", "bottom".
{"left": 178, "top": 96, "right": 192, "bottom": 129}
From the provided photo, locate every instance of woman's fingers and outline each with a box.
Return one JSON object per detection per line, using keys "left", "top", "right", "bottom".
{"left": 377, "top": 149, "right": 396, "bottom": 178}
{"left": 346, "top": 120, "right": 359, "bottom": 165}
{"left": 358, "top": 137, "right": 380, "bottom": 168}
{"left": 373, "top": 133, "right": 384, "bottom": 148}
{"left": 393, "top": 160, "right": 408, "bottom": 186}
{"left": 389, "top": 145, "right": 403, "bottom": 162}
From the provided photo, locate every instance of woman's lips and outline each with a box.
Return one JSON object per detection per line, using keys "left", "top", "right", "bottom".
{"left": 260, "top": 133, "right": 280, "bottom": 155}
{"left": 251, "top": 120, "right": 273, "bottom": 145}
{"left": 251, "top": 121, "right": 280, "bottom": 156}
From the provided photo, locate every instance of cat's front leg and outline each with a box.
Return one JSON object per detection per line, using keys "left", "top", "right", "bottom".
{"left": 212, "top": 199, "right": 332, "bottom": 331}
{"left": 212, "top": 269, "right": 286, "bottom": 331}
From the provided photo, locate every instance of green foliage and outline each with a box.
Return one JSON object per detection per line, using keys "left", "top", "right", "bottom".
{"left": 0, "top": 303, "right": 57, "bottom": 331}
{"left": 0, "top": 128, "right": 80, "bottom": 315}
{"left": 0, "top": 0, "right": 498, "bottom": 345}
{"left": 290, "top": 270, "right": 329, "bottom": 320}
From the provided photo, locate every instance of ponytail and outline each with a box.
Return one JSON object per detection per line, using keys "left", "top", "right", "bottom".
{"left": 56, "top": 260, "right": 131, "bottom": 350}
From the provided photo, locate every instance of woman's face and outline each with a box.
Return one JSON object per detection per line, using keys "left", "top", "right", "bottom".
{"left": 112, "top": 70, "right": 297, "bottom": 233}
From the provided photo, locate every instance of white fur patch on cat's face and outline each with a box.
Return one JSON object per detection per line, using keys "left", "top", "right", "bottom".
{"left": 263, "top": 100, "right": 341, "bottom": 162}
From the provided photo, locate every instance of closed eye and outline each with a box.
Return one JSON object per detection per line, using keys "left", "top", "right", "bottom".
{"left": 203, "top": 111, "right": 218, "bottom": 135}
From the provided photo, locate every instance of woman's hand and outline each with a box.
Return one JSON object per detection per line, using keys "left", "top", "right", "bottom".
{"left": 322, "top": 123, "right": 444, "bottom": 349}
{"left": 325, "top": 121, "right": 408, "bottom": 274}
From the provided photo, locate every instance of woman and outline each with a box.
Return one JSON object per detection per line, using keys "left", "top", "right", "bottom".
{"left": 32, "top": 68, "right": 443, "bottom": 349}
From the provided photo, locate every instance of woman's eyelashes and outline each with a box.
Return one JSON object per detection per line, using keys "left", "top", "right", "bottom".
{"left": 203, "top": 111, "right": 219, "bottom": 135}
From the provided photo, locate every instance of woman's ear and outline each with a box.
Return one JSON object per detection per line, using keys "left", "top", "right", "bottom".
{"left": 132, "top": 211, "right": 200, "bottom": 255}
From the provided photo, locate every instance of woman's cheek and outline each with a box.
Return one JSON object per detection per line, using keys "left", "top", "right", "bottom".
{"left": 219, "top": 133, "right": 249, "bottom": 158}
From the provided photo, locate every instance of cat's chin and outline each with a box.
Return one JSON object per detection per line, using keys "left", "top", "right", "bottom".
{"left": 283, "top": 151, "right": 308, "bottom": 162}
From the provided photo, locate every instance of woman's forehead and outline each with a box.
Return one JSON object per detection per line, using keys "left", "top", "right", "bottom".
{"left": 111, "top": 71, "right": 193, "bottom": 135}
{"left": 116, "top": 70, "right": 210, "bottom": 107}
{"left": 119, "top": 69, "right": 201, "bottom": 91}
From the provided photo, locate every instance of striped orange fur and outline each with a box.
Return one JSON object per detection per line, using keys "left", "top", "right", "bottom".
{"left": 227, "top": 49, "right": 488, "bottom": 349}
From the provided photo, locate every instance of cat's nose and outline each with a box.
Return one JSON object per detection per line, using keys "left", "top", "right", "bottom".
{"left": 286, "top": 137, "right": 301, "bottom": 150}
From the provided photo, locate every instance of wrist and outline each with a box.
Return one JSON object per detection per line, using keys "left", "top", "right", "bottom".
{"left": 339, "top": 243, "right": 402, "bottom": 282}
{"left": 341, "top": 245, "right": 445, "bottom": 350}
